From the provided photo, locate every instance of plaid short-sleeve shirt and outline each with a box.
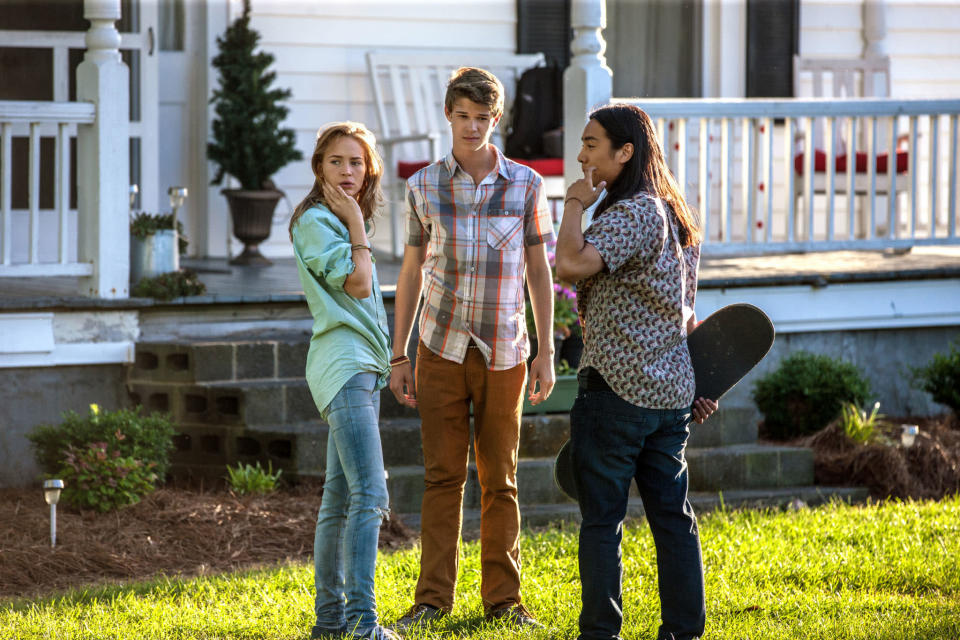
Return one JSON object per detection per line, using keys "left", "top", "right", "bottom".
{"left": 405, "top": 146, "right": 554, "bottom": 370}
{"left": 577, "top": 192, "right": 701, "bottom": 408}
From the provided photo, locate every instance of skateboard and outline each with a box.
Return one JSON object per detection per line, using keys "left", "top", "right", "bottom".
{"left": 553, "top": 303, "right": 775, "bottom": 501}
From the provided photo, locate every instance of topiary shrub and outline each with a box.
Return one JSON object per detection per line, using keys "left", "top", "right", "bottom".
{"left": 753, "top": 351, "right": 871, "bottom": 440}
{"left": 28, "top": 404, "right": 176, "bottom": 481}
{"left": 910, "top": 338, "right": 960, "bottom": 417}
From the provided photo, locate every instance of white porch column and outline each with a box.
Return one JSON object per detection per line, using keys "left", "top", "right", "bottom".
{"left": 863, "top": 0, "right": 888, "bottom": 59}
{"left": 564, "top": 0, "right": 613, "bottom": 189}
{"left": 77, "top": 0, "right": 130, "bottom": 298}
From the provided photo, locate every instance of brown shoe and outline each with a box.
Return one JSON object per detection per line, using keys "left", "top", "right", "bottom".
{"left": 485, "top": 603, "right": 544, "bottom": 628}
{"left": 394, "top": 603, "right": 446, "bottom": 631}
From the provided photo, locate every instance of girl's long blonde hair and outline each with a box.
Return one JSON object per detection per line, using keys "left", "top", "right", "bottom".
{"left": 289, "top": 121, "right": 385, "bottom": 240}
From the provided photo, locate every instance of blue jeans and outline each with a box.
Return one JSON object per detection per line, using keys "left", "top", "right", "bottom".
{"left": 571, "top": 370, "right": 705, "bottom": 640}
{"left": 313, "top": 372, "right": 389, "bottom": 637}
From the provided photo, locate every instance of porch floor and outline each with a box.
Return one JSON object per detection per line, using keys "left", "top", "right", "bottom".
{"left": 1, "top": 245, "right": 959, "bottom": 309}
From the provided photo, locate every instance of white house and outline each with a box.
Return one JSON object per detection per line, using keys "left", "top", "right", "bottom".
{"left": 0, "top": 0, "right": 959, "bottom": 487}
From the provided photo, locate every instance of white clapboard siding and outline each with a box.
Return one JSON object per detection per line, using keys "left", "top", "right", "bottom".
{"left": 244, "top": 2, "right": 516, "bottom": 259}
{"left": 800, "top": 1, "right": 960, "bottom": 98}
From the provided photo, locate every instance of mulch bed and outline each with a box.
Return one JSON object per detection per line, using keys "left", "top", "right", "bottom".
{"left": 800, "top": 414, "right": 960, "bottom": 499}
{"left": 0, "top": 481, "right": 416, "bottom": 601}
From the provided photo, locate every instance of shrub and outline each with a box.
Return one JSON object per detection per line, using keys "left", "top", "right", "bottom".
{"left": 910, "top": 338, "right": 960, "bottom": 416}
{"left": 132, "top": 270, "right": 206, "bottom": 300}
{"left": 226, "top": 461, "right": 282, "bottom": 495}
{"left": 28, "top": 404, "right": 176, "bottom": 481}
{"left": 58, "top": 442, "right": 158, "bottom": 512}
{"left": 753, "top": 351, "right": 871, "bottom": 439}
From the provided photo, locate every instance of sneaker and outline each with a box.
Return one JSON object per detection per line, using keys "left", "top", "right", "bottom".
{"left": 393, "top": 603, "right": 446, "bottom": 631}
{"left": 311, "top": 623, "right": 346, "bottom": 639}
{"left": 351, "top": 625, "right": 403, "bottom": 640}
{"left": 485, "top": 603, "right": 544, "bottom": 628}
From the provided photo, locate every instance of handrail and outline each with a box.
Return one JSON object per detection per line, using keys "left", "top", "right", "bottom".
{"left": 606, "top": 97, "right": 960, "bottom": 255}
{"left": 0, "top": 101, "right": 96, "bottom": 124}
{"left": 615, "top": 97, "right": 960, "bottom": 119}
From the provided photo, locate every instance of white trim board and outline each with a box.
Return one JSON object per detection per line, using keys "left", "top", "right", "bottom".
{"left": 697, "top": 279, "right": 960, "bottom": 334}
{"left": 0, "top": 341, "right": 134, "bottom": 368}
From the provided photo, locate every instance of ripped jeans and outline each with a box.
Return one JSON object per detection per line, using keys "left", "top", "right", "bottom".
{"left": 314, "top": 372, "right": 390, "bottom": 636}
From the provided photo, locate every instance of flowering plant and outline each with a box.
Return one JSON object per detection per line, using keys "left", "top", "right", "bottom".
{"left": 526, "top": 245, "right": 580, "bottom": 339}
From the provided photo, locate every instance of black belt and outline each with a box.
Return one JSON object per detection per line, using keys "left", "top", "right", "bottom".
{"left": 578, "top": 366, "right": 613, "bottom": 392}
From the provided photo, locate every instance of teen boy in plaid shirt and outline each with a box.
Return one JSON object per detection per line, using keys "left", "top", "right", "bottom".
{"left": 389, "top": 67, "right": 556, "bottom": 629}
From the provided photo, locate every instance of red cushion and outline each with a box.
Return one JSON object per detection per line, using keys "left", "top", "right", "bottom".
{"left": 512, "top": 157, "right": 564, "bottom": 176}
{"left": 793, "top": 149, "right": 909, "bottom": 176}
{"left": 396, "top": 156, "right": 564, "bottom": 179}
{"left": 397, "top": 160, "right": 431, "bottom": 179}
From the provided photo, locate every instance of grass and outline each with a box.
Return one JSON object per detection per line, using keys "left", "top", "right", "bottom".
{"left": 2, "top": 497, "right": 959, "bottom": 639}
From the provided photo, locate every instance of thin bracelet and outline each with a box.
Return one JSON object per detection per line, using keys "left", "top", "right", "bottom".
{"left": 390, "top": 355, "right": 410, "bottom": 367}
{"left": 564, "top": 197, "right": 586, "bottom": 210}
{"left": 351, "top": 243, "right": 372, "bottom": 252}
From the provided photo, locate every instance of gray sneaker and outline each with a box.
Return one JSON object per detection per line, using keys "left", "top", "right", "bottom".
{"left": 486, "top": 603, "right": 544, "bottom": 628}
{"left": 394, "top": 603, "right": 446, "bottom": 631}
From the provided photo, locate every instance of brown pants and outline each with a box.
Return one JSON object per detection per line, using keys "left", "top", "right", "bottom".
{"left": 413, "top": 340, "right": 527, "bottom": 613}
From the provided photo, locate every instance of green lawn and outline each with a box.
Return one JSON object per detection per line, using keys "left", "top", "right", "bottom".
{"left": 3, "top": 497, "right": 959, "bottom": 640}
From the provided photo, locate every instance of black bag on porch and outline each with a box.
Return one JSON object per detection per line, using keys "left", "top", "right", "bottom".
{"left": 505, "top": 64, "right": 563, "bottom": 159}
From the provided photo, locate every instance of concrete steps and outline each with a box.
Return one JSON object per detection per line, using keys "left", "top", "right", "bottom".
{"left": 129, "top": 336, "right": 860, "bottom": 525}
{"left": 399, "top": 485, "right": 871, "bottom": 529}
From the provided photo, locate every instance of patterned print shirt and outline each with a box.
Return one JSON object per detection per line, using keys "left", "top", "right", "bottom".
{"left": 577, "top": 192, "right": 701, "bottom": 408}
{"left": 405, "top": 146, "right": 553, "bottom": 370}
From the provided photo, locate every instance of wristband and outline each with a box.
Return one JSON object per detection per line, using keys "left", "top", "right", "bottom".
{"left": 351, "top": 244, "right": 372, "bottom": 252}
{"left": 390, "top": 355, "right": 410, "bottom": 367}
{"left": 564, "top": 197, "right": 586, "bottom": 210}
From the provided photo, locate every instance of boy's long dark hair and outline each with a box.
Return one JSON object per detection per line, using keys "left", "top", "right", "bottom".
{"left": 591, "top": 104, "right": 702, "bottom": 247}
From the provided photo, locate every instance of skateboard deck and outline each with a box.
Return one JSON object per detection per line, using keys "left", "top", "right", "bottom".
{"left": 554, "top": 303, "right": 775, "bottom": 501}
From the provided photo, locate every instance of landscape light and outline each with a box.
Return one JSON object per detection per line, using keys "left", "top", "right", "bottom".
{"left": 900, "top": 424, "right": 919, "bottom": 448}
{"left": 42, "top": 479, "right": 64, "bottom": 548}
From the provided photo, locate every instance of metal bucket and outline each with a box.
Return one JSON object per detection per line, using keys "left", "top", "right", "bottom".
{"left": 130, "top": 229, "right": 179, "bottom": 283}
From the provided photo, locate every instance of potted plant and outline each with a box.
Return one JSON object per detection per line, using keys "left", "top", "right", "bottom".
{"left": 522, "top": 245, "right": 582, "bottom": 415}
{"left": 207, "top": 0, "right": 302, "bottom": 266}
{"left": 129, "top": 212, "right": 188, "bottom": 283}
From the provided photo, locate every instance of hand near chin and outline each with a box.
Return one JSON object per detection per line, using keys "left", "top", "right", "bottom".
{"left": 565, "top": 166, "right": 606, "bottom": 210}
{"left": 322, "top": 180, "right": 363, "bottom": 227}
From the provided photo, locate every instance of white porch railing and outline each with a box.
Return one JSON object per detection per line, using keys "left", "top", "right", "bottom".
{"left": 0, "top": 0, "right": 130, "bottom": 297}
{"left": 617, "top": 98, "right": 960, "bottom": 255}
{"left": 0, "top": 101, "right": 95, "bottom": 276}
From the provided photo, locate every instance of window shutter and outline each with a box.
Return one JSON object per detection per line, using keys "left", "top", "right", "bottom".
{"left": 517, "top": 0, "right": 571, "bottom": 68}
{"left": 746, "top": 0, "right": 799, "bottom": 98}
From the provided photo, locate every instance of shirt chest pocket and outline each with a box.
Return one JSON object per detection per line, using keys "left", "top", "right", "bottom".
{"left": 486, "top": 210, "right": 524, "bottom": 251}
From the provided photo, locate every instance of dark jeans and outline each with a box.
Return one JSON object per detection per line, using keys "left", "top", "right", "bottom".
{"left": 571, "top": 368, "right": 705, "bottom": 640}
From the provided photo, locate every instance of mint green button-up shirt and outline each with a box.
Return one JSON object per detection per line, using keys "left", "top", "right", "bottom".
{"left": 291, "top": 205, "right": 391, "bottom": 416}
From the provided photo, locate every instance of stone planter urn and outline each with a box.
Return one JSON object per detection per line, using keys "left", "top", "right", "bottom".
{"left": 223, "top": 189, "right": 283, "bottom": 266}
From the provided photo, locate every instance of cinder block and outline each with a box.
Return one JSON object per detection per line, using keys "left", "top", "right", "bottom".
{"left": 688, "top": 448, "right": 744, "bottom": 492}
{"left": 516, "top": 459, "right": 571, "bottom": 505}
{"left": 285, "top": 382, "right": 319, "bottom": 422}
{"left": 744, "top": 449, "right": 780, "bottom": 488}
{"left": 778, "top": 447, "right": 814, "bottom": 486}
{"left": 385, "top": 465, "right": 426, "bottom": 514}
{"left": 236, "top": 343, "right": 277, "bottom": 380}
{"left": 278, "top": 340, "right": 309, "bottom": 378}
{"left": 379, "top": 419, "right": 423, "bottom": 466}
{"left": 240, "top": 384, "right": 285, "bottom": 426}
{"left": 519, "top": 415, "right": 569, "bottom": 459}
{"left": 192, "top": 343, "right": 235, "bottom": 382}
